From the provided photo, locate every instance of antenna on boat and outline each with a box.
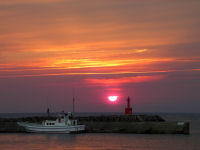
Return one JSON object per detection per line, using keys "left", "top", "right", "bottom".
{"left": 72, "top": 89, "right": 75, "bottom": 116}
{"left": 46, "top": 96, "right": 50, "bottom": 117}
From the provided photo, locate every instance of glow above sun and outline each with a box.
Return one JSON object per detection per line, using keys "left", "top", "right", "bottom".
{"left": 108, "top": 96, "right": 118, "bottom": 102}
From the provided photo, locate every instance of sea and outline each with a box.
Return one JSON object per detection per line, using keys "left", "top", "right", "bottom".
{"left": 0, "top": 113, "right": 200, "bottom": 150}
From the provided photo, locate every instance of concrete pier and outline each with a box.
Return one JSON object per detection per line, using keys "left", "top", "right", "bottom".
{"left": 0, "top": 115, "right": 190, "bottom": 134}
{"left": 78, "top": 115, "right": 189, "bottom": 134}
{"left": 80, "top": 121, "right": 189, "bottom": 134}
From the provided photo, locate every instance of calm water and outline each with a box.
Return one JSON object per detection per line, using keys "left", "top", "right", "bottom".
{"left": 0, "top": 113, "right": 200, "bottom": 150}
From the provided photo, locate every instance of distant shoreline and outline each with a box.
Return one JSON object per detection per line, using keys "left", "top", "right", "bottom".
{"left": 0, "top": 112, "right": 199, "bottom": 118}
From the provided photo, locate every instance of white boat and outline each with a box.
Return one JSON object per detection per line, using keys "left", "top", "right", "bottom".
{"left": 18, "top": 112, "right": 85, "bottom": 133}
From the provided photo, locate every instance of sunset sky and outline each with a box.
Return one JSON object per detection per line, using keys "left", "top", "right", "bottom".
{"left": 0, "top": 0, "right": 200, "bottom": 113}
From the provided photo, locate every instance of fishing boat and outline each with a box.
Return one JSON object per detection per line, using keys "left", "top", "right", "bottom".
{"left": 18, "top": 112, "right": 85, "bottom": 133}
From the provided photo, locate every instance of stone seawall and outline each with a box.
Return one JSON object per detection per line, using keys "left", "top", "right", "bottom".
{"left": 0, "top": 122, "right": 25, "bottom": 133}
{"left": 0, "top": 115, "right": 190, "bottom": 134}
{"left": 80, "top": 121, "right": 189, "bottom": 134}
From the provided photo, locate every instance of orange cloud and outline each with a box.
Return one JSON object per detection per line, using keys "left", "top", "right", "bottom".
{"left": 0, "top": 0, "right": 200, "bottom": 80}
{"left": 0, "top": 0, "right": 66, "bottom": 5}
{"left": 85, "top": 75, "right": 166, "bottom": 86}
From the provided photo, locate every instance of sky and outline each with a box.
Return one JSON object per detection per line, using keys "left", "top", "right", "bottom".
{"left": 0, "top": 0, "right": 200, "bottom": 113}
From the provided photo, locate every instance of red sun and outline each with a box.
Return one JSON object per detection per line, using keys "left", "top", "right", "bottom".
{"left": 108, "top": 96, "right": 118, "bottom": 102}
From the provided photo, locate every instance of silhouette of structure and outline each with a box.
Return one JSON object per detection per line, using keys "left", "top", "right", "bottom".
{"left": 125, "top": 97, "right": 132, "bottom": 115}
{"left": 47, "top": 107, "right": 50, "bottom": 117}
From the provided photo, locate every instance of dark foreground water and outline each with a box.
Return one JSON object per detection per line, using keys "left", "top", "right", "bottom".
{"left": 0, "top": 113, "right": 200, "bottom": 150}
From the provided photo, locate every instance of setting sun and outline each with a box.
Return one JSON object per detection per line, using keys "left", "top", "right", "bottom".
{"left": 108, "top": 96, "right": 118, "bottom": 102}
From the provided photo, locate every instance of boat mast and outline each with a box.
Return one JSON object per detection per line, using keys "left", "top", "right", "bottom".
{"left": 72, "top": 89, "right": 75, "bottom": 115}
{"left": 46, "top": 96, "right": 50, "bottom": 117}
{"left": 73, "top": 96, "right": 75, "bottom": 115}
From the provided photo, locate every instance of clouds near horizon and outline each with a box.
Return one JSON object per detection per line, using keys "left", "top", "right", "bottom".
{"left": 0, "top": 0, "right": 200, "bottom": 112}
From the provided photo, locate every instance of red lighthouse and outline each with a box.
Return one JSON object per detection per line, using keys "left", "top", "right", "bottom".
{"left": 125, "top": 97, "right": 132, "bottom": 115}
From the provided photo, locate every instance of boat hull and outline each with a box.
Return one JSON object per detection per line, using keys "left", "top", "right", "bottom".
{"left": 18, "top": 122, "right": 85, "bottom": 133}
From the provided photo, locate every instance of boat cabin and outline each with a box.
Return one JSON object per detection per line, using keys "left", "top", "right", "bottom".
{"left": 43, "top": 112, "right": 78, "bottom": 126}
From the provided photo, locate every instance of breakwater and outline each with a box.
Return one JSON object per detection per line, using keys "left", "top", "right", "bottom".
{"left": 0, "top": 115, "right": 189, "bottom": 134}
